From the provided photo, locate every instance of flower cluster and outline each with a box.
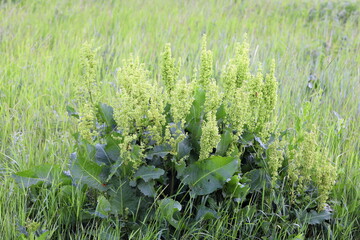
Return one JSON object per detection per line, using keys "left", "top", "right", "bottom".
{"left": 113, "top": 57, "right": 166, "bottom": 168}
{"left": 266, "top": 139, "right": 284, "bottom": 186}
{"left": 74, "top": 39, "right": 336, "bottom": 213}
{"left": 287, "top": 130, "right": 337, "bottom": 210}
{"left": 234, "top": 39, "right": 250, "bottom": 88}
{"left": 161, "top": 43, "right": 179, "bottom": 95}
{"left": 170, "top": 77, "right": 194, "bottom": 127}
{"left": 77, "top": 43, "right": 98, "bottom": 141}
{"left": 199, "top": 35, "right": 213, "bottom": 88}
{"left": 199, "top": 111, "right": 220, "bottom": 160}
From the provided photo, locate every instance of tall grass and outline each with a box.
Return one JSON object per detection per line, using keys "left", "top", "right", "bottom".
{"left": 0, "top": 0, "right": 359, "bottom": 238}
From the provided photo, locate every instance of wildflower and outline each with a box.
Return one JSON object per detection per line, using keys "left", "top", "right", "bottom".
{"left": 221, "top": 61, "right": 237, "bottom": 99}
{"left": 77, "top": 42, "right": 99, "bottom": 141}
{"left": 225, "top": 86, "right": 250, "bottom": 138}
{"left": 199, "top": 35, "right": 213, "bottom": 89}
{"left": 262, "top": 59, "right": 277, "bottom": 121}
{"left": 199, "top": 111, "right": 220, "bottom": 160}
{"left": 161, "top": 44, "right": 179, "bottom": 95}
{"left": 114, "top": 57, "right": 166, "bottom": 144}
{"left": 266, "top": 139, "right": 284, "bottom": 186}
{"left": 170, "top": 77, "right": 194, "bottom": 127}
{"left": 78, "top": 42, "right": 98, "bottom": 103}
{"left": 119, "top": 134, "right": 143, "bottom": 171}
{"left": 234, "top": 38, "right": 251, "bottom": 88}
{"left": 314, "top": 155, "right": 336, "bottom": 210}
{"left": 204, "top": 79, "right": 222, "bottom": 115}
{"left": 78, "top": 102, "right": 96, "bottom": 141}
{"left": 246, "top": 64, "right": 264, "bottom": 132}
{"left": 259, "top": 59, "right": 278, "bottom": 139}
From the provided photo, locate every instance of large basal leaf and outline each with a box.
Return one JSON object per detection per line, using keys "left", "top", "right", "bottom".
{"left": 70, "top": 142, "right": 107, "bottom": 191}
{"left": 177, "top": 137, "right": 192, "bottom": 160}
{"left": 243, "top": 169, "right": 270, "bottom": 193}
{"left": 109, "top": 181, "right": 141, "bottom": 216}
{"left": 158, "top": 198, "right": 182, "bottom": 228}
{"left": 186, "top": 87, "right": 205, "bottom": 144}
{"left": 216, "top": 129, "right": 233, "bottom": 155}
{"left": 94, "top": 195, "right": 111, "bottom": 218}
{"left": 95, "top": 136, "right": 120, "bottom": 166}
{"left": 97, "top": 103, "right": 116, "bottom": 129}
{"left": 224, "top": 174, "right": 250, "bottom": 202}
{"left": 187, "top": 87, "right": 206, "bottom": 123}
{"left": 307, "top": 210, "right": 332, "bottom": 225}
{"left": 298, "top": 209, "right": 332, "bottom": 225}
{"left": 145, "top": 144, "right": 172, "bottom": 160}
{"left": 181, "top": 156, "right": 238, "bottom": 196}
{"left": 13, "top": 164, "right": 71, "bottom": 188}
{"left": 195, "top": 205, "right": 218, "bottom": 221}
{"left": 137, "top": 180, "right": 156, "bottom": 197}
{"left": 133, "top": 165, "right": 165, "bottom": 182}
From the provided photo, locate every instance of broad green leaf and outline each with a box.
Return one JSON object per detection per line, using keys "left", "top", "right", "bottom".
{"left": 177, "top": 137, "right": 192, "bottom": 160}
{"left": 216, "top": 129, "right": 233, "bottom": 155}
{"left": 134, "top": 165, "right": 165, "bottom": 182}
{"left": 158, "top": 198, "right": 182, "bottom": 228}
{"left": 137, "top": 180, "right": 156, "bottom": 197}
{"left": 181, "top": 156, "right": 238, "bottom": 196}
{"left": 224, "top": 175, "right": 250, "bottom": 202}
{"left": 109, "top": 181, "right": 140, "bottom": 216}
{"left": 195, "top": 205, "right": 218, "bottom": 221}
{"left": 146, "top": 144, "right": 172, "bottom": 160}
{"left": 175, "top": 160, "right": 186, "bottom": 179}
{"left": 13, "top": 164, "right": 71, "bottom": 188}
{"left": 97, "top": 103, "right": 116, "bottom": 128}
{"left": 94, "top": 195, "right": 111, "bottom": 218}
{"left": 305, "top": 210, "right": 332, "bottom": 225}
{"left": 187, "top": 87, "right": 206, "bottom": 123}
{"left": 291, "top": 234, "right": 305, "bottom": 240}
{"left": 239, "top": 131, "right": 255, "bottom": 145}
{"left": 106, "top": 158, "right": 123, "bottom": 182}
{"left": 216, "top": 103, "right": 226, "bottom": 120}
{"left": 243, "top": 169, "right": 270, "bottom": 193}
{"left": 95, "top": 137, "right": 120, "bottom": 165}
{"left": 186, "top": 87, "right": 205, "bottom": 145}
{"left": 95, "top": 144, "right": 112, "bottom": 165}
{"left": 70, "top": 142, "right": 106, "bottom": 191}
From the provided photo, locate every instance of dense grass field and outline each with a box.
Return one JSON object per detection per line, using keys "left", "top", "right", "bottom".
{"left": 0, "top": 0, "right": 359, "bottom": 239}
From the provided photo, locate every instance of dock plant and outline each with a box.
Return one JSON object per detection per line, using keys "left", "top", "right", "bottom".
{"left": 13, "top": 36, "right": 337, "bottom": 238}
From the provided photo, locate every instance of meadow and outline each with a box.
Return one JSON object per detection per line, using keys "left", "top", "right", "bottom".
{"left": 0, "top": 0, "right": 359, "bottom": 239}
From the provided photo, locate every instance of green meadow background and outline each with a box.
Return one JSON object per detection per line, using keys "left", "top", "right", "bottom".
{"left": 0, "top": 0, "right": 359, "bottom": 239}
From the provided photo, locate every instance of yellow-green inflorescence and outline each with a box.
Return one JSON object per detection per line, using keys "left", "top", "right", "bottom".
{"left": 199, "top": 82, "right": 222, "bottom": 160}
{"left": 221, "top": 39, "right": 278, "bottom": 142}
{"left": 161, "top": 43, "right": 179, "bottom": 96}
{"left": 77, "top": 42, "right": 99, "bottom": 142}
{"left": 266, "top": 139, "right": 284, "bottom": 187}
{"left": 222, "top": 56, "right": 249, "bottom": 139}
{"left": 170, "top": 77, "right": 194, "bottom": 127}
{"left": 234, "top": 39, "right": 251, "bottom": 88}
{"left": 75, "top": 38, "right": 336, "bottom": 210}
{"left": 199, "top": 35, "right": 213, "bottom": 89}
{"left": 113, "top": 57, "right": 166, "bottom": 169}
{"left": 198, "top": 36, "right": 221, "bottom": 160}
{"left": 259, "top": 60, "right": 278, "bottom": 139}
{"left": 287, "top": 130, "right": 337, "bottom": 210}
{"left": 247, "top": 65, "right": 264, "bottom": 132}
{"left": 199, "top": 111, "right": 221, "bottom": 160}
